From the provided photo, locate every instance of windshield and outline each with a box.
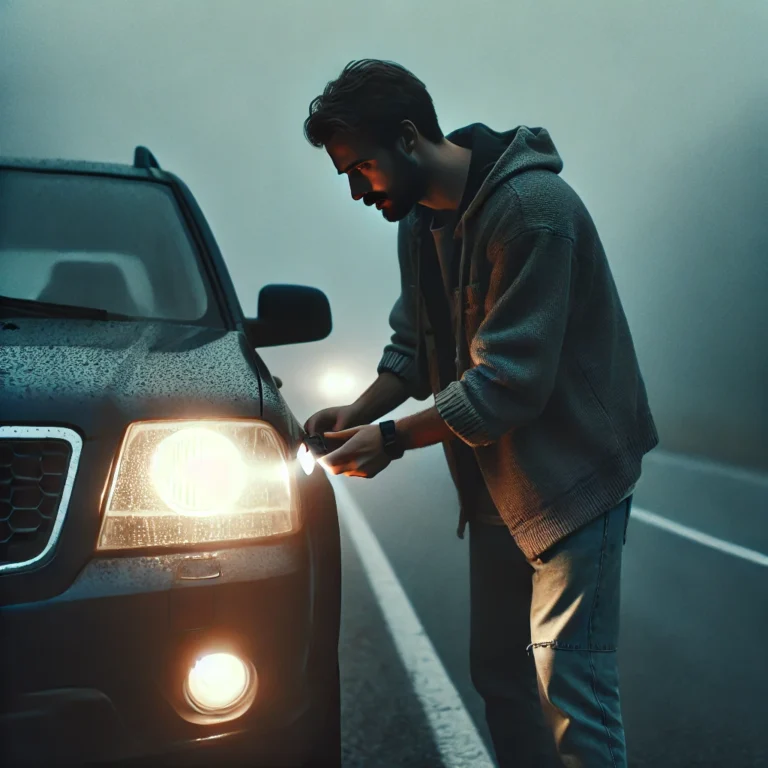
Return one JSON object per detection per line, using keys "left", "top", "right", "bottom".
{"left": 0, "top": 169, "right": 223, "bottom": 325}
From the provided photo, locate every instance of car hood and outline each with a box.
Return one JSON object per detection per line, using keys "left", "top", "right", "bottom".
{"left": 0, "top": 319, "right": 263, "bottom": 436}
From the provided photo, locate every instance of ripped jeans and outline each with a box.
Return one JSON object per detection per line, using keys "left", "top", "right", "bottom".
{"left": 469, "top": 497, "right": 632, "bottom": 768}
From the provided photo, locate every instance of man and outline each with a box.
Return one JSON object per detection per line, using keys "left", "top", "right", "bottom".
{"left": 303, "top": 59, "right": 658, "bottom": 767}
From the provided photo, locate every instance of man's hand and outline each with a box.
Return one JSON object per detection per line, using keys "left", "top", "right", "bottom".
{"left": 319, "top": 406, "right": 455, "bottom": 479}
{"left": 304, "top": 404, "right": 361, "bottom": 435}
{"left": 320, "top": 425, "right": 391, "bottom": 478}
{"left": 303, "top": 373, "right": 411, "bottom": 436}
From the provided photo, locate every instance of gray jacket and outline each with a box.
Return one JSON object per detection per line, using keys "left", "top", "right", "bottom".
{"left": 378, "top": 125, "right": 658, "bottom": 559}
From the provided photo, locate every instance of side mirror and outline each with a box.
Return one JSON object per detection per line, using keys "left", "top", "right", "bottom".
{"left": 245, "top": 284, "right": 332, "bottom": 348}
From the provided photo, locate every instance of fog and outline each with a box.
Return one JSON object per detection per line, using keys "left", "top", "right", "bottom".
{"left": 1, "top": 0, "right": 766, "bottom": 471}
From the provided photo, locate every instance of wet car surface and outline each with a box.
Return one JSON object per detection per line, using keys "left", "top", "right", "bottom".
{"left": 0, "top": 148, "right": 341, "bottom": 767}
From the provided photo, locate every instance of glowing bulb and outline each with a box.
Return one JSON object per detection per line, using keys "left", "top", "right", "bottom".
{"left": 185, "top": 653, "right": 252, "bottom": 713}
{"left": 150, "top": 428, "right": 247, "bottom": 515}
{"left": 297, "top": 443, "right": 316, "bottom": 476}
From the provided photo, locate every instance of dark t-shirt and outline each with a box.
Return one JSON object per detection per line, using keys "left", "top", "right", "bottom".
{"left": 424, "top": 126, "right": 509, "bottom": 523}
{"left": 430, "top": 125, "right": 509, "bottom": 303}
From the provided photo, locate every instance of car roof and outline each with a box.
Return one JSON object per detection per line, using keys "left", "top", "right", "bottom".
{"left": 0, "top": 156, "right": 160, "bottom": 180}
{"left": 0, "top": 147, "right": 169, "bottom": 181}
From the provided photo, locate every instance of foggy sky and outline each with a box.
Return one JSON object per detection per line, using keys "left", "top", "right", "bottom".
{"left": 1, "top": 0, "right": 766, "bottom": 471}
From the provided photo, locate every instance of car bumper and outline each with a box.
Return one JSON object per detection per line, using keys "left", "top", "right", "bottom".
{"left": 0, "top": 537, "right": 322, "bottom": 766}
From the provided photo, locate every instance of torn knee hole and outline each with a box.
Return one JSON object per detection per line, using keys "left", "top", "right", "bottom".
{"left": 526, "top": 641, "right": 556, "bottom": 655}
{"left": 526, "top": 641, "right": 617, "bottom": 655}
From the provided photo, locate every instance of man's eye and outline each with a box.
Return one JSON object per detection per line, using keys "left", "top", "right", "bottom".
{"left": 358, "top": 163, "right": 372, "bottom": 172}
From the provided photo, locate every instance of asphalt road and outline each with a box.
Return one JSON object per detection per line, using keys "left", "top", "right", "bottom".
{"left": 333, "top": 443, "right": 768, "bottom": 768}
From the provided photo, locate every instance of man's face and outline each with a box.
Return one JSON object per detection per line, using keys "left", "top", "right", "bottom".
{"left": 325, "top": 132, "right": 426, "bottom": 222}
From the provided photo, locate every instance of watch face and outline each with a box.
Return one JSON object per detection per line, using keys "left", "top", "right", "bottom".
{"left": 380, "top": 421, "right": 404, "bottom": 459}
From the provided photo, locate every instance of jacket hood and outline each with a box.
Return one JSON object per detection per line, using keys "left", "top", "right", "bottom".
{"left": 447, "top": 124, "right": 564, "bottom": 225}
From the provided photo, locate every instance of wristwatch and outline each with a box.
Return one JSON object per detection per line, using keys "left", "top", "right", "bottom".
{"left": 379, "top": 420, "right": 405, "bottom": 460}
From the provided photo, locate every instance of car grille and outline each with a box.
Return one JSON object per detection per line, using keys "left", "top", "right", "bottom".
{"left": 0, "top": 433, "right": 76, "bottom": 570}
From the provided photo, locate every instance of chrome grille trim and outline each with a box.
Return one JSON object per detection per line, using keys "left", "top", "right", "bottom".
{"left": 0, "top": 426, "right": 83, "bottom": 574}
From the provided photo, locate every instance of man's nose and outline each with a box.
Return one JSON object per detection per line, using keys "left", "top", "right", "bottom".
{"left": 349, "top": 174, "right": 369, "bottom": 201}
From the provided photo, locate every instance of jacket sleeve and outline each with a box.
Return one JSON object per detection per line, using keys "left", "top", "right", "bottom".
{"left": 377, "top": 217, "right": 432, "bottom": 401}
{"left": 435, "top": 227, "right": 575, "bottom": 446}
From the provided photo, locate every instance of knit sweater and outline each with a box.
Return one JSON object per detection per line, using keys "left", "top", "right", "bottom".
{"left": 378, "top": 124, "right": 659, "bottom": 559}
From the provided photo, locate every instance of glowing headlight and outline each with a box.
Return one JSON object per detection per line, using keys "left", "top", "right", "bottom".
{"left": 150, "top": 428, "right": 248, "bottom": 515}
{"left": 98, "top": 420, "right": 300, "bottom": 550}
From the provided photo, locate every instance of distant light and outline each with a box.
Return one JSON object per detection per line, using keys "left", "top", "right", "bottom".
{"left": 318, "top": 369, "right": 356, "bottom": 400}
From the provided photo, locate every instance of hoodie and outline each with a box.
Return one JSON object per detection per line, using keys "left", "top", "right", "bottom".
{"left": 378, "top": 124, "right": 659, "bottom": 559}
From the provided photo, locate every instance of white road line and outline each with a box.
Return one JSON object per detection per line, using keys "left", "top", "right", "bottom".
{"left": 632, "top": 507, "right": 768, "bottom": 567}
{"left": 332, "top": 479, "right": 495, "bottom": 768}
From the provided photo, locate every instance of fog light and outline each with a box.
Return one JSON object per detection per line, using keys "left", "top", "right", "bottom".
{"left": 184, "top": 653, "right": 255, "bottom": 714}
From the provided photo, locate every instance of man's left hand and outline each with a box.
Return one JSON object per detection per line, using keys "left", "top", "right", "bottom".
{"left": 320, "top": 425, "right": 391, "bottom": 478}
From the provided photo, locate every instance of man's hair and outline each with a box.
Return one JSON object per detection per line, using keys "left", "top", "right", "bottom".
{"left": 304, "top": 59, "right": 443, "bottom": 148}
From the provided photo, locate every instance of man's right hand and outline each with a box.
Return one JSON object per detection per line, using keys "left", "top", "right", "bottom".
{"left": 303, "top": 372, "right": 412, "bottom": 436}
{"left": 304, "top": 404, "right": 363, "bottom": 435}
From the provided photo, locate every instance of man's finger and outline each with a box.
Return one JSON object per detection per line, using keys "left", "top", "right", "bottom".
{"left": 321, "top": 427, "right": 363, "bottom": 453}
{"left": 322, "top": 444, "right": 354, "bottom": 465}
{"left": 319, "top": 445, "right": 358, "bottom": 475}
{"left": 318, "top": 460, "right": 342, "bottom": 476}
{"left": 319, "top": 458, "right": 358, "bottom": 476}
{"left": 343, "top": 469, "right": 369, "bottom": 478}
{"left": 322, "top": 434, "right": 350, "bottom": 453}
{"left": 323, "top": 427, "right": 362, "bottom": 442}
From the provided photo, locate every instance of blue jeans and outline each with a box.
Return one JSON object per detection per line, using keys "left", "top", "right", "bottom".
{"left": 469, "top": 497, "right": 631, "bottom": 767}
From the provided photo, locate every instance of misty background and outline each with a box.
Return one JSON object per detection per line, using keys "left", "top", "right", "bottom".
{"left": 1, "top": 0, "right": 766, "bottom": 473}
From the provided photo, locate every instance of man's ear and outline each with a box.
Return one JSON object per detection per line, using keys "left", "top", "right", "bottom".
{"left": 400, "top": 120, "right": 418, "bottom": 154}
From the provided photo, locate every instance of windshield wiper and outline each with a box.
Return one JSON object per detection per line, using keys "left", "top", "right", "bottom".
{"left": 0, "top": 294, "right": 110, "bottom": 320}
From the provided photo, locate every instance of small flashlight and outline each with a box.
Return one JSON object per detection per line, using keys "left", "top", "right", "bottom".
{"left": 297, "top": 433, "right": 330, "bottom": 476}
{"left": 304, "top": 434, "right": 329, "bottom": 457}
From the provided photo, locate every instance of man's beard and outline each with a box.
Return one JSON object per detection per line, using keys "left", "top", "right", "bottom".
{"left": 382, "top": 154, "right": 427, "bottom": 223}
{"left": 381, "top": 199, "right": 410, "bottom": 222}
{"left": 381, "top": 161, "right": 427, "bottom": 222}
{"left": 363, "top": 190, "right": 415, "bottom": 222}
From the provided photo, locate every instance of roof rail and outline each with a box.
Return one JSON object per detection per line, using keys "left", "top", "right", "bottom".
{"left": 133, "top": 146, "right": 161, "bottom": 170}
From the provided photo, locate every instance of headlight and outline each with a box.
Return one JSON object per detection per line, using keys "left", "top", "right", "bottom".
{"left": 98, "top": 420, "right": 299, "bottom": 550}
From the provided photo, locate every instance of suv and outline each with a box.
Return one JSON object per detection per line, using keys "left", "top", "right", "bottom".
{"left": 0, "top": 147, "right": 341, "bottom": 767}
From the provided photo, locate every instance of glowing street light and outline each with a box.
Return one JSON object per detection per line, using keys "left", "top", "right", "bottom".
{"left": 318, "top": 369, "right": 357, "bottom": 400}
